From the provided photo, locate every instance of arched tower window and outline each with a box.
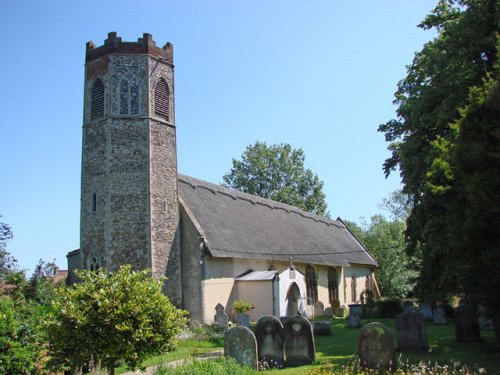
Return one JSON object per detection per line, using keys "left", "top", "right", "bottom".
{"left": 119, "top": 77, "right": 140, "bottom": 115}
{"left": 88, "top": 253, "right": 100, "bottom": 272}
{"left": 154, "top": 78, "right": 170, "bottom": 120}
{"left": 305, "top": 265, "right": 318, "bottom": 305}
{"left": 328, "top": 267, "right": 339, "bottom": 302}
{"left": 91, "top": 79, "right": 104, "bottom": 120}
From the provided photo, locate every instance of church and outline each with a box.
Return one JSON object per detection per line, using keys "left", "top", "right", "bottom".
{"left": 67, "top": 32, "right": 379, "bottom": 324}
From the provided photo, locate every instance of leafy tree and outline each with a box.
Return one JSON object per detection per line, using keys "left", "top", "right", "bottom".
{"left": 378, "top": 0, "right": 499, "bottom": 341}
{"left": 223, "top": 141, "right": 328, "bottom": 216}
{"left": 46, "top": 265, "right": 189, "bottom": 375}
{"left": 0, "top": 216, "right": 17, "bottom": 281}
{"left": 346, "top": 215, "right": 418, "bottom": 299}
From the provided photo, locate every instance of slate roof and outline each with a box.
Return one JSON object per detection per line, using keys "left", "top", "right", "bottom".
{"left": 178, "top": 174, "right": 377, "bottom": 268}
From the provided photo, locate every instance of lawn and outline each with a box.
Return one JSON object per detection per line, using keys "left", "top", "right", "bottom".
{"left": 115, "top": 319, "right": 500, "bottom": 374}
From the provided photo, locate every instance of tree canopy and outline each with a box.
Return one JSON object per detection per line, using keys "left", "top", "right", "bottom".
{"left": 222, "top": 141, "right": 329, "bottom": 216}
{"left": 46, "top": 265, "right": 188, "bottom": 374}
{"left": 378, "top": 0, "right": 499, "bottom": 341}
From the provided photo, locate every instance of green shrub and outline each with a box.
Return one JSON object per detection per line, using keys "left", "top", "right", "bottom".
{"left": 154, "top": 356, "right": 255, "bottom": 375}
{"left": 231, "top": 300, "right": 254, "bottom": 314}
{"left": 188, "top": 324, "right": 225, "bottom": 346}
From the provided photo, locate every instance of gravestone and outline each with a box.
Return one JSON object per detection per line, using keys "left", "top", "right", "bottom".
{"left": 283, "top": 316, "right": 315, "bottom": 366}
{"left": 358, "top": 322, "right": 396, "bottom": 372}
{"left": 224, "top": 326, "right": 258, "bottom": 370}
{"left": 314, "top": 301, "right": 325, "bottom": 317}
{"left": 347, "top": 304, "right": 362, "bottom": 328}
{"left": 454, "top": 303, "right": 481, "bottom": 342}
{"left": 420, "top": 303, "right": 433, "bottom": 321}
{"left": 313, "top": 321, "right": 331, "bottom": 336}
{"left": 395, "top": 311, "right": 428, "bottom": 352}
{"left": 478, "top": 305, "right": 493, "bottom": 331}
{"left": 236, "top": 313, "right": 250, "bottom": 328}
{"left": 433, "top": 307, "right": 447, "bottom": 325}
{"left": 255, "top": 316, "right": 284, "bottom": 368}
{"left": 324, "top": 307, "right": 333, "bottom": 317}
{"left": 213, "top": 303, "right": 229, "bottom": 330}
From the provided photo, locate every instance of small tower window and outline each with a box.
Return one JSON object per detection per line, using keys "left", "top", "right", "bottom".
{"left": 91, "top": 79, "right": 104, "bottom": 120}
{"left": 119, "top": 77, "right": 140, "bottom": 115}
{"left": 154, "top": 78, "right": 169, "bottom": 120}
{"left": 92, "top": 192, "right": 97, "bottom": 212}
{"left": 88, "top": 253, "right": 100, "bottom": 272}
{"left": 305, "top": 265, "right": 318, "bottom": 305}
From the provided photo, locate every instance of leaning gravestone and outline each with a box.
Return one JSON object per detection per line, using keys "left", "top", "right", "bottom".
{"left": 347, "top": 304, "right": 362, "bottom": 328}
{"left": 433, "top": 307, "right": 447, "bottom": 325}
{"left": 395, "top": 311, "right": 428, "bottom": 352}
{"left": 224, "top": 326, "right": 258, "bottom": 371}
{"left": 420, "top": 303, "right": 433, "bottom": 321}
{"left": 283, "top": 316, "right": 315, "bottom": 366}
{"left": 454, "top": 303, "right": 481, "bottom": 342}
{"left": 213, "top": 303, "right": 229, "bottom": 330}
{"left": 255, "top": 316, "right": 284, "bottom": 368}
{"left": 358, "top": 322, "right": 396, "bottom": 372}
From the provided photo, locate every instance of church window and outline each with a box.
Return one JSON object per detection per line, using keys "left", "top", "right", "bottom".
{"left": 89, "top": 253, "right": 100, "bottom": 271}
{"left": 92, "top": 192, "right": 97, "bottom": 212}
{"left": 328, "top": 267, "right": 339, "bottom": 302}
{"left": 154, "top": 78, "right": 169, "bottom": 120}
{"left": 351, "top": 275, "right": 357, "bottom": 303}
{"left": 305, "top": 265, "right": 318, "bottom": 305}
{"left": 119, "top": 77, "right": 140, "bottom": 115}
{"left": 91, "top": 79, "right": 104, "bottom": 120}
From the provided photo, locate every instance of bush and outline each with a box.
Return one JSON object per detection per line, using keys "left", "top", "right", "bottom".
{"left": 154, "top": 356, "right": 255, "bottom": 375}
{"left": 232, "top": 300, "right": 254, "bottom": 315}
{"left": 188, "top": 324, "right": 225, "bottom": 346}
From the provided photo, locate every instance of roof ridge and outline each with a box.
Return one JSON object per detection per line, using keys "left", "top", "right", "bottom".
{"left": 178, "top": 173, "right": 342, "bottom": 228}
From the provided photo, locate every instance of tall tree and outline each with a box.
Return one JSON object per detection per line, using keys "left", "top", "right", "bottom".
{"left": 0, "top": 216, "right": 16, "bottom": 281}
{"left": 46, "top": 265, "right": 188, "bottom": 375}
{"left": 378, "top": 0, "right": 499, "bottom": 340}
{"left": 223, "top": 141, "right": 328, "bottom": 216}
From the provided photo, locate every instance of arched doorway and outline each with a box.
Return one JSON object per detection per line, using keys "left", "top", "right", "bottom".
{"left": 286, "top": 282, "right": 301, "bottom": 316}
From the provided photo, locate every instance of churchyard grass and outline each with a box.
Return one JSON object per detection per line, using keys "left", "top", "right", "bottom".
{"left": 116, "top": 318, "right": 499, "bottom": 374}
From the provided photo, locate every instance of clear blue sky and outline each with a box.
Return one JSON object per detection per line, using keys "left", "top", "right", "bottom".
{"left": 0, "top": 0, "right": 437, "bottom": 273}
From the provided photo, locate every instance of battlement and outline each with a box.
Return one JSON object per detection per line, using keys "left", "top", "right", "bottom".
{"left": 86, "top": 32, "right": 173, "bottom": 64}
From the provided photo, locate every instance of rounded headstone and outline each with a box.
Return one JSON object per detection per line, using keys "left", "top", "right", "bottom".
{"left": 224, "top": 326, "right": 258, "bottom": 370}
{"left": 395, "top": 311, "right": 428, "bottom": 352}
{"left": 358, "top": 322, "right": 396, "bottom": 372}
{"left": 283, "top": 315, "right": 316, "bottom": 366}
{"left": 255, "top": 316, "right": 284, "bottom": 367}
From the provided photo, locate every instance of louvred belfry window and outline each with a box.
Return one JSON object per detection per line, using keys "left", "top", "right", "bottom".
{"left": 154, "top": 78, "right": 169, "bottom": 120}
{"left": 90, "top": 79, "right": 104, "bottom": 120}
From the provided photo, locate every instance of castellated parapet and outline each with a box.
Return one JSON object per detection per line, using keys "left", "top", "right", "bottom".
{"left": 80, "top": 32, "right": 181, "bottom": 304}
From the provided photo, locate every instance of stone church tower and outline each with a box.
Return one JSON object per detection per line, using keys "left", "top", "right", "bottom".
{"left": 80, "top": 32, "right": 181, "bottom": 302}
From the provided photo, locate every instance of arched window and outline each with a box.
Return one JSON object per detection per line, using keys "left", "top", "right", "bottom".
{"left": 92, "top": 192, "right": 97, "bottom": 212}
{"left": 305, "top": 265, "right": 318, "bottom": 305}
{"left": 328, "top": 267, "right": 339, "bottom": 302}
{"left": 88, "top": 253, "right": 100, "bottom": 272}
{"left": 351, "top": 275, "right": 357, "bottom": 303}
{"left": 119, "top": 76, "right": 140, "bottom": 115}
{"left": 91, "top": 79, "right": 104, "bottom": 120}
{"left": 154, "top": 78, "right": 169, "bottom": 120}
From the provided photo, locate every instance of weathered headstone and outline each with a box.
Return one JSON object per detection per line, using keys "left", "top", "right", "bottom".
{"left": 213, "top": 303, "right": 229, "bottom": 330}
{"left": 224, "top": 326, "right": 258, "bottom": 371}
{"left": 433, "top": 307, "right": 447, "bottom": 325}
{"left": 347, "top": 304, "right": 362, "bottom": 328}
{"left": 358, "top": 322, "right": 396, "bottom": 372}
{"left": 236, "top": 313, "right": 250, "bottom": 328}
{"left": 419, "top": 303, "right": 433, "bottom": 321}
{"left": 324, "top": 307, "right": 333, "bottom": 317}
{"left": 283, "top": 316, "right": 315, "bottom": 366}
{"left": 454, "top": 303, "right": 481, "bottom": 342}
{"left": 255, "top": 316, "right": 284, "bottom": 368}
{"left": 395, "top": 311, "right": 428, "bottom": 352}
{"left": 478, "top": 305, "right": 494, "bottom": 331}
{"left": 314, "top": 301, "right": 325, "bottom": 317}
{"left": 313, "top": 321, "right": 331, "bottom": 336}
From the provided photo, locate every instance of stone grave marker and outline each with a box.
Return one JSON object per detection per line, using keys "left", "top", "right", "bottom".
{"left": 420, "top": 303, "right": 433, "bottom": 321}
{"left": 433, "top": 307, "right": 447, "bottom": 325}
{"left": 324, "top": 307, "right": 333, "bottom": 317}
{"left": 236, "top": 313, "right": 250, "bottom": 328}
{"left": 478, "top": 305, "right": 493, "bottom": 331}
{"left": 213, "top": 303, "right": 229, "bottom": 330}
{"left": 255, "top": 316, "right": 284, "bottom": 368}
{"left": 313, "top": 321, "right": 331, "bottom": 336}
{"left": 314, "top": 301, "right": 325, "bottom": 317}
{"left": 454, "top": 302, "right": 481, "bottom": 342}
{"left": 395, "top": 311, "right": 428, "bottom": 352}
{"left": 224, "top": 326, "right": 258, "bottom": 371}
{"left": 347, "top": 304, "right": 362, "bottom": 328}
{"left": 283, "top": 316, "right": 315, "bottom": 366}
{"left": 358, "top": 322, "right": 396, "bottom": 372}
